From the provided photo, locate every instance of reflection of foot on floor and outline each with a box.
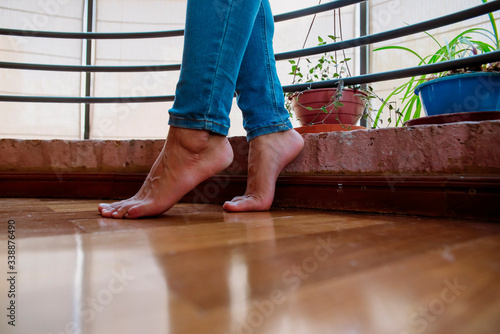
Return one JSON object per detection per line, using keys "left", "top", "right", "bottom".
{"left": 223, "top": 129, "right": 304, "bottom": 212}
{"left": 98, "top": 127, "right": 234, "bottom": 219}
{"left": 223, "top": 211, "right": 276, "bottom": 241}
{"left": 223, "top": 211, "right": 273, "bottom": 224}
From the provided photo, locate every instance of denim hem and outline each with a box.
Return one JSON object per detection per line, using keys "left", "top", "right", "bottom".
{"left": 246, "top": 121, "right": 294, "bottom": 141}
{"left": 168, "top": 115, "right": 229, "bottom": 136}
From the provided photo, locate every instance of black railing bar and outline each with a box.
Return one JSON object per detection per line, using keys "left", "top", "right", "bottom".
{"left": 0, "top": 0, "right": 354, "bottom": 40}
{"left": 0, "top": 27, "right": 185, "bottom": 39}
{"left": 0, "top": 61, "right": 181, "bottom": 72}
{"left": 276, "top": 1, "right": 500, "bottom": 61}
{"left": 282, "top": 51, "right": 500, "bottom": 92}
{"left": 2, "top": 51, "right": 498, "bottom": 103}
{"left": 274, "top": 0, "right": 365, "bottom": 22}
{"left": 4, "top": 2, "right": 493, "bottom": 70}
{"left": 0, "top": 95, "right": 175, "bottom": 103}
{"left": 7, "top": 0, "right": 496, "bottom": 76}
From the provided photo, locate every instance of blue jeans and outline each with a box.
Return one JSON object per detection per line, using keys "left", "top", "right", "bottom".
{"left": 168, "top": 0, "right": 293, "bottom": 141}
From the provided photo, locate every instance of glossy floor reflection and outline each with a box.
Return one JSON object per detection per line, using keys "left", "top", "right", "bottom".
{"left": 1, "top": 198, "right": 499, "bottom": 334}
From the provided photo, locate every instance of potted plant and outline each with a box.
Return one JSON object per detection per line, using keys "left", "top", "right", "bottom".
{"left": 286, "top": 35, "right": 369, "bottom": 134}
{"left": 372, "top": 1, "right": 500, "bottom": 127}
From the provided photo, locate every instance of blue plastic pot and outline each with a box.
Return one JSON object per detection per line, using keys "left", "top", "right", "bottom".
{"left": 414, "top": 72, "right": 500, "bottom": 116}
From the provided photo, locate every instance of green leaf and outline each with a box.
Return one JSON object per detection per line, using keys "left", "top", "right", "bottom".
{"left": 373, "top": 45, "right": 426, "bottom": 63}
{"left": 413, "top": 99, "right": 422, "bottom": 119}
{"left": 483, "top": 0, "right": 500, "bottom": 49}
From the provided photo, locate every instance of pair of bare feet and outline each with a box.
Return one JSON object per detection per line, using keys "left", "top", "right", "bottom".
{"left": 98, "top": 127, "right": 304, "bottom": 219}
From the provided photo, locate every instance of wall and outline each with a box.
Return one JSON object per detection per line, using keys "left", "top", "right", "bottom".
{"left": 90, "top": 0, "right": 186, "bottom": 139}
{"left": 0, "top": 0, "right": 84, "bottom": 139}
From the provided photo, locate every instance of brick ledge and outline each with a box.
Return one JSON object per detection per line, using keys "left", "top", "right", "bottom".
{"left": 1, "top": 120, "right": 499, "bottom": 176}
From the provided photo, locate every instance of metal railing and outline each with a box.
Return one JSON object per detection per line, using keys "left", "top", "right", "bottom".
{"left": 1, "top": 0, "right": 499, "bottom": 137}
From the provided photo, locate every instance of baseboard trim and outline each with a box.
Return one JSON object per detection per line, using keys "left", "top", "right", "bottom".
{"left": 1, "top": 172, "right": 498, "bottom": 220}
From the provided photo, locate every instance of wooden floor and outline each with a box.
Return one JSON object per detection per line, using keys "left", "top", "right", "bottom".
{"left": 1, "top": 198, "right": 499, "bottom": 334}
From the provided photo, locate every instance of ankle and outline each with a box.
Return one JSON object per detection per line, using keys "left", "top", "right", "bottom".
{"left": 169, "top": 127, "right": 214, "bottom": 154}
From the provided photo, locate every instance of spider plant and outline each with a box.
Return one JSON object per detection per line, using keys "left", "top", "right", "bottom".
{"left": 372, "top": 1, "right": 500, "bottom": 128}
{"left": 286, "top": 35, "right": 350, "bottom": 115}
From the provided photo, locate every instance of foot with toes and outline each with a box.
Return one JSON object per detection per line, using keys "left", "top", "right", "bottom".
{"left": 223, "top": 129, "right": 304, "bottom": 212}
{"left": 98, "top": 127, "right": 233, "bottom": 219}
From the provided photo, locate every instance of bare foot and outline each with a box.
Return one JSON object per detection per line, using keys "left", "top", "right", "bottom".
{"left": 223, "top": 129, "right": 304, "bottom": 212}
{"left": 98, "top": 127, "right": 234, "bottom": 218}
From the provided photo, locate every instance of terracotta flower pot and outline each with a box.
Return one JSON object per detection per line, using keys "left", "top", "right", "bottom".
{"left": 291, "top": 88, "right": 367, "bottom": 126}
